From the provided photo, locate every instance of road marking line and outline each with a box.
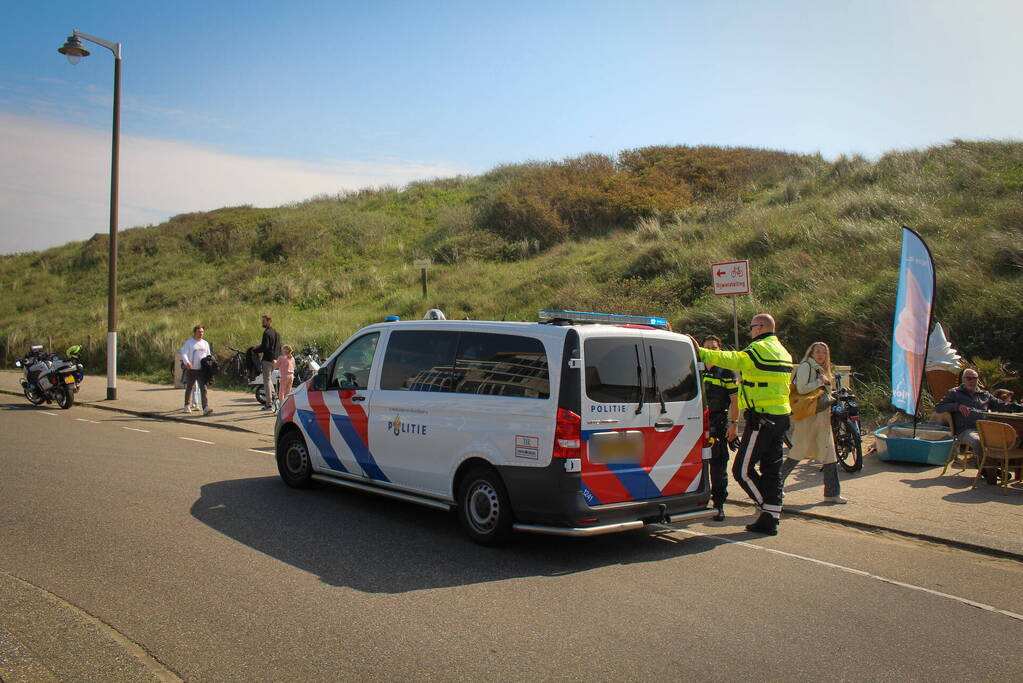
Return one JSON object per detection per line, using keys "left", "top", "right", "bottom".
{"left": 41, "top": 412, "right": 58, "bottom": 416}
{"left": 179, "top": 437, "right": 215, "bottom": 445}
{"left": 249, "top": 448, "right": 274, "bottom": 455}
{"left": 123, "top": 427, "right": 150, "bottom": 433}
{"left": 76, "top": 418, "right": 101, "bottom": 424}
{"left": 673, "top": 528, "right": 1023, "bottom": 623}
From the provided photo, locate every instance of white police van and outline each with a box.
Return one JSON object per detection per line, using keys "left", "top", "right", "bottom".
{"left": 274, "top": 310, "right": 715, "bottom": 544}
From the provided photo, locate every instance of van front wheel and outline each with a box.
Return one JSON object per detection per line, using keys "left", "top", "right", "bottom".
{"left": 277, "top": 430, "right": 314, "bottom": 488}
{"left": 458, "top": 466, "right": 513, "bottom": 545}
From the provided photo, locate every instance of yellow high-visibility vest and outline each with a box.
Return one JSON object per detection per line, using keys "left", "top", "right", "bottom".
{"left": 699, "top": 333, "right": 793, "bottom": 415}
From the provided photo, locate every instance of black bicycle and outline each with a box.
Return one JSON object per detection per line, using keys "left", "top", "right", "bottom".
{"left": 224, "top": 346, "right": 256, "bottom": 385}
{"left": 831, "top": 372, "right": 863, "bottom": 473}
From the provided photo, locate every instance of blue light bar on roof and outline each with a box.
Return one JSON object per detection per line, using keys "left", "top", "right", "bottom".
{"left": 539, "top": 309, "right": 670, "bottom": 330}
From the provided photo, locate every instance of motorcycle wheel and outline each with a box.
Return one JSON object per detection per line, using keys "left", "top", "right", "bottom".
{"left": 24, "top": 384, "right": 45, "bottom": 405}
{"left": 56, "top": 385, "right": 75, "bottom": 410}
{"left": 833, "top": 418, "right": 863, "bottom": 473}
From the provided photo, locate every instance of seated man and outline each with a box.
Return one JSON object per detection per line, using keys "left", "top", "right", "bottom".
{"left": 935, "top": 369, "right": 1023, "bottom": 482}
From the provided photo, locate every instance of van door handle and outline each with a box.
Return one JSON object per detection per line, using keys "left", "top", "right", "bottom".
{"left": 654, "top": 418, "right": 675, "bottom": 432}
{"left": 351, "top": 395, "right": 366, "bottom": 402}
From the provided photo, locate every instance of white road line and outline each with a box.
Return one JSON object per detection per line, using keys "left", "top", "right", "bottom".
{"left": 179, "top": 437, "right": 215, "bottom": 445}
{"left": 123, "top": 427, "right": 150, "bottom": 433}
{"left": 76, "top": 418, "right": 101, "bottom": 424}
{"left": 249, "top": 448, "right": 274, "bottom": 455}
{"left": 41, "top": 412, "right": 58, "bottom": 416}
{"left": 674, "top": 528, "right": 1023, "bottom": 623}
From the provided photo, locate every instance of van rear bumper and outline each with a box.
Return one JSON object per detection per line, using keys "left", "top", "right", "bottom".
{"left": 499, "top": 460, "right": 712, "bottom": 533}
{"left": 513, "top": 507, "right": 717, "bottom": 537}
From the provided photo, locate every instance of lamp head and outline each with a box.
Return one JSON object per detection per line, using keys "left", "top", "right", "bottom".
{"left": 58, "top": 35, "right": 90, "bottom": 65}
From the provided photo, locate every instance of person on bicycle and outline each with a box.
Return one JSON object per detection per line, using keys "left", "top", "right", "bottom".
{"left": 781, "top": 341, "right": 847, "bottom": 503}
{"left": 702, "top": 335, "right": 739, "bottom": 521}
{"left": 693, "top": 313, "right": 793, "bottom": 536}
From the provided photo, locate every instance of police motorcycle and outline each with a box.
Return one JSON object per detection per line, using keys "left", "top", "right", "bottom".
{"left": 14, "top": 344, "right": 85, "bottom": 409}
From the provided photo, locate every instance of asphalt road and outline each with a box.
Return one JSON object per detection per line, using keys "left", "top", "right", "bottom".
{"left": 2, "top": 399, "right": 1022, "bottom": 681}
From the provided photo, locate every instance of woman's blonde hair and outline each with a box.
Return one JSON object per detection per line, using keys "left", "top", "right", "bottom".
{"left": 801, "top": 341, "right": 832, "bottom": 376}
{"left": 282, "top": 344, "right": 293, "bottom": 357}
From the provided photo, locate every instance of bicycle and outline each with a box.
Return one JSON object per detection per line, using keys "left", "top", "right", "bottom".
{"left": 830, "top": 371, "right": 863, "bottom": 473}
{"left": 224, "top": 346, "right": 256, "bottom": 385}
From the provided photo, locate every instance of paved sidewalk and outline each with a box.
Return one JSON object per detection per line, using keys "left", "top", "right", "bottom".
{"left": 0, "top": 370, "right": 275, "bottom": 437}
{"left": 2, "top": 371, "right": 1022, "bottom": 559}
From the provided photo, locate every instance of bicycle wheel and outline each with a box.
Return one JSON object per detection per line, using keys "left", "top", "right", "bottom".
{"left": 833, "top": 418, "right": 863, "bottom": 473}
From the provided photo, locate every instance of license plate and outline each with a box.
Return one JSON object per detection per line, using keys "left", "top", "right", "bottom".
{"left": 63, "top": 375, "right": 76, "bottom": 384}
{"left": 588, "top": 430, "right": 644, "bottom": 464}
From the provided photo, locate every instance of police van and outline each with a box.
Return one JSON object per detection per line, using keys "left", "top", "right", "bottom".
{"left": 274, "top": 310, "right": 715, "bottom": 544}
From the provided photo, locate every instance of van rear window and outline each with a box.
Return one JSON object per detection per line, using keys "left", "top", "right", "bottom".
{"left": 584, "top": 337, "right": 699, "bottom": 404}
{"left": 584, "top": 339, "right": 643, "bottom": 403}
{"left": 454, "top": 332, "right": 549, "bottom": 399}
{"left": 645, "top": 338, "right": 698, "bottom": 402}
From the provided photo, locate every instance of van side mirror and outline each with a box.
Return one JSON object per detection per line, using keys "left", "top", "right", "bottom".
{"left": 311, "top": 370, "right": 329, "bottom": 392}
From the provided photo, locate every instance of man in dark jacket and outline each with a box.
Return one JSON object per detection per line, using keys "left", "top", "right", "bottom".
{"left": 253, "top": 315, "right": 281, "bottom": 411}
{"left": 935, "top": 368, "right": 1022, "bottom": 482}
{"left": 702, "top": 335, "right": 739, "bottom": 521}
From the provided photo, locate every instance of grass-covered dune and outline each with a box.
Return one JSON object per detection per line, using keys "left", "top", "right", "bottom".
{"left": 2, "top": 140, "right": 1021, "bottom": 413}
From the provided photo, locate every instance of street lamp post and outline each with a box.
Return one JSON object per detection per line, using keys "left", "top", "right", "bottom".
{"left": 59, "top": 30, "right": 121, "bottom": 400}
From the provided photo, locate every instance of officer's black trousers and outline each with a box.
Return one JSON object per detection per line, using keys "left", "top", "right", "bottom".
{"left": 731, "top": 411, "right": 789, "bottom": 519}
{"left": 708, "top": 414, "right": 730, "bottom": 508}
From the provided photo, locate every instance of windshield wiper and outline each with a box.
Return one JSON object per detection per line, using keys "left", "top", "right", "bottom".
{"left": 649, "top": 346, "right": 667, "bottom": 414}
{"left": 633, "top": 344, "right": 643, "bottom": 415}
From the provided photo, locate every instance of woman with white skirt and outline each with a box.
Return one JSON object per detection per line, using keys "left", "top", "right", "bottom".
{"left": 781, "top": 341, "right": 848, "bottom": 503}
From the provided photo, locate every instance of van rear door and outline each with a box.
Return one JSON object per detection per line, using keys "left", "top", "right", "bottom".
{"left": 641, "top": 332, "right": 704, "bottom": 497}
{"left": 579, "top": 333, "right": 704, "bottom": 505}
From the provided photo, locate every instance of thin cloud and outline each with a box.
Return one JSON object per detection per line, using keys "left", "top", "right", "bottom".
{"left": 0, "top": 112, "right": 469, "bottom": 254}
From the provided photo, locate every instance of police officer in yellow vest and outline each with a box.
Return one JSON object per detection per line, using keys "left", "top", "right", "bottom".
{"left": 695, "top": 313, "right": 793, "bottom": 535}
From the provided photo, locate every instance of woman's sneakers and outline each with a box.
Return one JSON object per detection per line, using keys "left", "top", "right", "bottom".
{"left": 824, "top": 495, "right": 848, "bottom": 504}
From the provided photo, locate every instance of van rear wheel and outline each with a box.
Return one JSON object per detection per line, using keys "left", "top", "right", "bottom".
{"left": 458, "top": 466, "right": 513, "bottom": 545}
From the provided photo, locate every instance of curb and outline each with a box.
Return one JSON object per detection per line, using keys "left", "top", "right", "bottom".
{"left": 727, "top": 498, "right": 1023, "bottom": 563}
{"left": 0, "top": 388, "right": 263, "bottom": 436}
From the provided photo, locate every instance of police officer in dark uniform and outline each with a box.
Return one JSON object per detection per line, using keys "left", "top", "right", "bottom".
{"left": 694, "top": 313, "right": 793, "bottom": 535}
{"left": 702, "top": 335, "right": 739, "bottom": 521}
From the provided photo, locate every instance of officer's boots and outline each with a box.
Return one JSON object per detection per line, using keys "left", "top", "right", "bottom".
{"left": 745, "top": 511, "right": 778, "bottom": 536}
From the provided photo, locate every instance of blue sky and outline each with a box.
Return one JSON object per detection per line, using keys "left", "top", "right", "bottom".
{"left": 2, "top": 0, "right": 1021, "bottom": 253}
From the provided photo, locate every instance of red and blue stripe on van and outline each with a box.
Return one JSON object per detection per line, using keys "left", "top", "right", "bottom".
{"left": 289, "top": 389, "right": 390, "bottom": 482}
{"left": 579, "top": 426, "right": 703, "bottom": 505}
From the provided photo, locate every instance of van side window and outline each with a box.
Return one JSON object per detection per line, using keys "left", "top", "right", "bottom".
{"left": 584, "top": 338, "right": 643, "bottom": 403}
{"left": 328, "top": 333, "right": 379, "bottom": 390}
{"left": 380, "top": 330, "right": 459, "bottom": 392}
{"left": 645, "top": 338, "right": 698, "bottom": 402}
{"left": 454, "top": 333, "right": 550, "bottom": 399}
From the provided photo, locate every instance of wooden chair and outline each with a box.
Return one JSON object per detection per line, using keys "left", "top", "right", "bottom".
{"left": 972, "top": 420, "right": 1023, "bottom": 489}
{"left": 938, "top": 411, "right": 972, "bottom": 475}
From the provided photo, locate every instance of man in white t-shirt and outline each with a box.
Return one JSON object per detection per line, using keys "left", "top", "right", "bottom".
{"left": 180, "top": 325, "right": 213, "bottom": 415}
